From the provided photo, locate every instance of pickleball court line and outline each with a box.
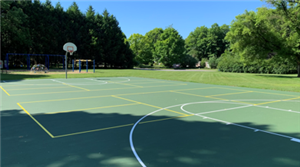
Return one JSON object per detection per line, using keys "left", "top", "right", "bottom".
{"left": 51, "top": 79, "right": 90, "bottom": 91}
{"left": 130, "top": 100, "right": 300, "bottom": 167}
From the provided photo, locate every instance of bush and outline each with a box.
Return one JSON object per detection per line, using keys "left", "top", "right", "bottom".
{"left": 201, "top": 58, "right": 208, "bottom": 68}
{"left": 181, "top": 55, "right": 199, "bottom": 68}
{"left": 217, "top": 51, "right": 297, "bottom": 74}
{"left": 208, "top": 56, "right": 218, "bottom": 69}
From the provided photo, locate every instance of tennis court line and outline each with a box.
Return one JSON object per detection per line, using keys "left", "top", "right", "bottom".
{"left": 210, "top": 91, "right": 253, "bottom": 97}
{"left": 254, "top": 105, "right": 300, "bottom": 114}
{"left": 53, "top": 115, "right": 191, "bottom": 138}
{"left": 0, "top": 83, "right": 62, "bottom": 87}
{"left": 180, "top": 103, "right": 300, "bottom": 143}
{"left": 195, "top": 105, "right": 253, "bottom": 115}
{"left": 62, "top": 83, "right": 90, "bottom": 91}
{"left": 10, "top": 83, "right": 187, "bottom": 96}
{"left": 108, "top": 81, "right": 143, "bottom": 88}
{"left": 45, "top": 103, "right": 139, "bottom": 114}
{"left": 19, "top": 87, "right": 210, "bottom": 104}
{"left": 216, "top": 87, "right": 299, "bottom": 97}
{"left": 195, "top": 113, "right": 300, "bottom": 142}
{"left": 111, "top": 95, "right": 188, "bottom": 116}
{"left": 205, "top": 96, "right": 255, "bottom": 105}
{"left": 254, "top": 96, "right": 300, "bottom": 106}
{"left": 51, "top": 79, "right": 90, "bottom": 91}
{"left": 0, "top": 86, "right": 10, "bottom": 96}
{"left": 17, "top": 103, "right": 54, "bottom": 138}
{"left": 5, "top": 86, "right": 68, "bottom": 91}
{"left": 170, "top": 91, "right": 256, "bottom": 105}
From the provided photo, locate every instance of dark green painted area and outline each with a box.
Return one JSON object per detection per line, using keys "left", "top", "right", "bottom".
{"left": 1, "top": 77, "right": 300, "bottom": 167}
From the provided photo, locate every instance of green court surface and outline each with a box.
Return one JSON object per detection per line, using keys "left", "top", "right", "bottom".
{"left": 1, "top": 77, "right": 300, "bottom": 167}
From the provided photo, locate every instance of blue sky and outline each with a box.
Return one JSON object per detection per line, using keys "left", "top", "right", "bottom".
{"left": 45, "top": 0, "right": 268, "bottom": 39}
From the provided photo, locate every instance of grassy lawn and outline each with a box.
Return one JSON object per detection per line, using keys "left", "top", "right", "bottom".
{"left": 1, "top": 69, "right": 300, "bottom": 92}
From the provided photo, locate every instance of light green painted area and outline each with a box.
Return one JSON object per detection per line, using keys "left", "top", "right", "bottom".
{"left": 204, "top": 106, "right": 300, "bottom": 138}
{"left": 1, "top": 77, "right": 300, "bottom": 167}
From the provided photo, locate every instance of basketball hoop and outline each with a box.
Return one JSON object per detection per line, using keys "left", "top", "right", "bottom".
{"left": 63, "top": 42, "right": 77, "bottom": 55}
{"left": 63, "top": 42, "right": 77, "bottom": 79}
{"left": 67, "top": 46, "right": 74, "bottom": 55}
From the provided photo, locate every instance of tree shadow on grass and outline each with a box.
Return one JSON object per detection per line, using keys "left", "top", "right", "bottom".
{"left": 255, "top": 75, "right": 300, "bottom": 79}
{"left": 1, "top": 109, "right": 300, "bottom": 167}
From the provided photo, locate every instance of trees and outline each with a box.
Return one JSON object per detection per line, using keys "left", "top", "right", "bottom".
{"left": 185, "top": 24, "right": 229, "bottom": 65}
{"left": 1, "top": 1, "right": 135, "bottom": 69}
{"left": 143, "top": 28, "right": 165, "bottom": 65}
{"left": 154, "top": 27, "right": 186, "bottom": 67}
{"left": 225, "top": 6, "right": 300, "bottom": 76}
{"left": 262, "top": 0, "right": 300, "bottom": 77}
{"left": 185, "top": 26, "right": 209, "bottom": 60}
{"left": 127, "top": 33, "right": 152, "bottom": 65}
{"left": 1, "top": 1, "right": 31, "bottom": 58}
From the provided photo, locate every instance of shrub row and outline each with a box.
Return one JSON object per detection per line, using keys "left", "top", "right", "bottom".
{"left": 217, "top": 52, "right": 297, "bottom": 74}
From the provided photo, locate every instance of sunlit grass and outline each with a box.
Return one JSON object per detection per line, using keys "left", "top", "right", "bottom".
{"left": 1, "top": 69, "right": 299, "bottom": 92}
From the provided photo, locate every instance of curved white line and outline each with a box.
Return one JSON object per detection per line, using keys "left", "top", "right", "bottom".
{"left": 117, "top": 77, "right": 130, "bottom": 83}
{"left": 130, "top": 100, "right": 300, "bottom": 166}
{"left": 129, "top": 100, "right": 248, "bottom": 167}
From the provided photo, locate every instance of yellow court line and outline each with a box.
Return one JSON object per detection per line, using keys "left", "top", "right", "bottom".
{"left": 204, "top": 96, "right": 255, "bottom": 105}
{"left": 6, "top": 86, "right": 68, "bottom": 91}
{"left": 171, "top": 91, "right": 255, "bottom": 105}
{"left": 17, "top": 103, "right": 54, "bottom": 138}
{"left": 62, "top": 83, "right": 90, "bottom": 91}
{"left": 111, "top": 95, "right": 188, "bottom": 116}
{"left": 145, "top": 84, "right": 187, "bottom": 87}
{"left": 12, "top": 89, "right": 87, "bottom": 96}
{"left": 210, "top": 91, "right": 253, "bottom": 97}
{"left": 216, "top": 87, "right": 299, "bottom": 97}
{"left": 108, "top": 81, "right": 143, "bottom": 88}
{"left": 0, "top": 86, "right": 10, "bottom": 96}
{"left": 11, "top": 83, "right": 186, "bottom": 96}
{"left": 170, "top": 91, "right": 208, "bottom": 98}
{"left": 253, "top": 91, "right": 300, "bottom": 97}
{"left": 130, "top": 81, "right": 167, "bottom": 84}
{"left": 53, "top": 115, "right": 191, "bottom": 138}
{"left": 138, "top": 115, "right": 192, "bottom": 125}
{"left": 254, "top": 96, "right": 300, "bottom": 106}
{"left": 173, "top": 87, "right": 216, "bottom": 92}
{"left": 1, "top": 84, "right": 63, "bottom": 87}
{"left": 46, "top": 103, "right": 139, "bottom": 114}
{"left": 19, "top": 87, "right": 206, "bottom": 104}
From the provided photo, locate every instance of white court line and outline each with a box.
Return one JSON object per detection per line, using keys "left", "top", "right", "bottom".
{"left": 130, "top": 100, "right": 300, "bottom": 167}
{"left": 180, "top": 102, "right": 300, "bottom": 142}
{"left": 194, "top": 105, "right": 253, "bottom": 115}
{"left": 254, "top": 105, "right": 300, "bottom": 114}
{"left": 117, "top": 77, "right": 130, "bottom": 83}
{"left": 85, "top": 78, "right": 107, "bottom": 84}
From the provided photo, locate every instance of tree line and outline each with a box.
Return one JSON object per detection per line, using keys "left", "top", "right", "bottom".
{"left": 128, "top": 24, "right": 230, "bottom": 68}
{"left": 1, "top": 0, "right": 134, "bottom": 68}
{"left": 127, "top": 0, "right": 300, "bottom": 77}
{"left": 217, "top": 0, "right": 300, "bottom": 77}
{"left": 2, "top": 0, "right": 299, "bottom": 76}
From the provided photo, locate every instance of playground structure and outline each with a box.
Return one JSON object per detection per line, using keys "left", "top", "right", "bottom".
{"left": 5, "top": 53, "right": 95, "bottom": 73}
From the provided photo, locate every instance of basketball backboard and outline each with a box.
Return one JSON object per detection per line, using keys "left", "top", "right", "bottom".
{"left": 63, "top": 42, "right": 77, "bottom": 55}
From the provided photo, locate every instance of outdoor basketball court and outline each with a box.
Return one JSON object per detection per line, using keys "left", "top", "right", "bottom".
{"left": 1, "top": 77, "right": 300, "bottom": 167}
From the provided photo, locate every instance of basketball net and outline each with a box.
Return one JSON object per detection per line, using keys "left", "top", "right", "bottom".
{"left": 67, "top": 46, "right": 74, "bottom": 55}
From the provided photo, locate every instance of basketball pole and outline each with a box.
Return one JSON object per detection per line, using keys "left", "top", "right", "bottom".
{"left": 65, "top": 51, "right": 68, "bottom": 79}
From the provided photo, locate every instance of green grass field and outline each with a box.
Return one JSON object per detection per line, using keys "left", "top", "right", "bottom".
{"left": 1, "top": 69, "right": 300, "bottom": 92}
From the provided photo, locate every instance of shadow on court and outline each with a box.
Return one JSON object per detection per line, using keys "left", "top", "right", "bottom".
{"left": 1, "top": 74, "right": 48, "bottom": 81}
{"left": 1, "top": 109, "right": 300, "bottom": 167}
